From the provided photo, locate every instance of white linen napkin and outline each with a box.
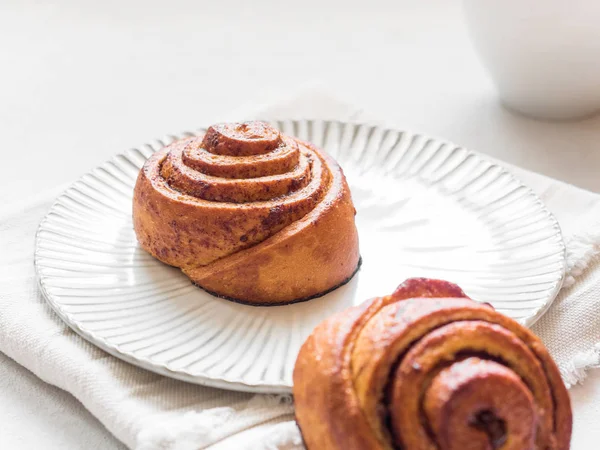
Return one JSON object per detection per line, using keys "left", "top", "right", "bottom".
{"left": 2, "top": 89, "right": 600, "bottom": 450}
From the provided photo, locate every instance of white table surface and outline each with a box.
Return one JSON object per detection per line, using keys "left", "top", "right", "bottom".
{"left": 1, "top": 0, "right": 600, "bottom": 448}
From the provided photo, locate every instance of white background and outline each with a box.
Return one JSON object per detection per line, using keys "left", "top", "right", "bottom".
{"left": 1, "top": 0, "right": 600, "bottom": 448}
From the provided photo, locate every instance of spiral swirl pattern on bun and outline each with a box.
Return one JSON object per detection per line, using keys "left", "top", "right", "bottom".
{"left": 293, "top": 278, "right": 572, "bottom": 449}
{"left": 133, "top": 121, "right": 360, "bottom": 305}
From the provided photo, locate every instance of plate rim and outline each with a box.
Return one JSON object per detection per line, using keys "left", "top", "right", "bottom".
{"left": 34, "top": 118, "right": 567, "bottom": 393}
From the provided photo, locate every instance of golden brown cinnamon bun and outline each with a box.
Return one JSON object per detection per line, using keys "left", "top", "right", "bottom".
{"left": 133, "top": 121, "right": 360, "bottom": 305}
{"left": 293, "top": 278, "right": 572, "bottom": 450}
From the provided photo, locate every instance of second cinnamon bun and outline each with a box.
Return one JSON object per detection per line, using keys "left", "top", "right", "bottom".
{"left": 293, "top": 278, "right": 572, "bottom": 450}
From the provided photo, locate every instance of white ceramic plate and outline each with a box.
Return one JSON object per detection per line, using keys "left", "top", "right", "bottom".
{"left": 35, "top": 120, "right": 565, "bottom": 393}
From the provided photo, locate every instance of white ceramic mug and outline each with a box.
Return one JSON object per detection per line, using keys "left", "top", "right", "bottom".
{"left": 463, "top": 0, "right": 600, "bottom": 120}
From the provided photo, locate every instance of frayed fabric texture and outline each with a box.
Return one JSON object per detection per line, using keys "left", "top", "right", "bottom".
{"left": 563, "top": 226, "right": 600, "bottom": 288}
{"left": 557, "top": 220, "right": 600, "bottom": 388}
{"left": 561, "top": 344, "right": 600, "bottom": 389}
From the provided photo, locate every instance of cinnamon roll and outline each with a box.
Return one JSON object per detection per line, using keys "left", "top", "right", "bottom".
{"left": 133, "top": 121, "right": 360, "bottom": 305}
{"left": 293, "top": 278, "right": 572, "bottom": 450}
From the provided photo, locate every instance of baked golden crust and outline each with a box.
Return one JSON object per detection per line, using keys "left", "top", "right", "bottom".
{"left": 132, "top": 121, "right": 360, "bottom": 304}
{"left": 293, "top": 278, "right": 572, "bottom": 450}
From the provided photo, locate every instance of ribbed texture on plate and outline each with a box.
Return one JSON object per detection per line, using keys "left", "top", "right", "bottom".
{"left": 35, "top": 120, "right": 565, "bottom": 392}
